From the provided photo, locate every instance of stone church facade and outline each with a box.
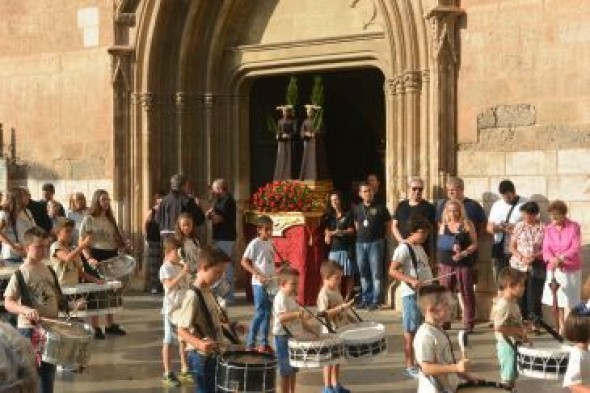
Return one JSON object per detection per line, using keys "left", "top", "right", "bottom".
{"left": 1, "top": 0, "right": 589, "bottom": 311}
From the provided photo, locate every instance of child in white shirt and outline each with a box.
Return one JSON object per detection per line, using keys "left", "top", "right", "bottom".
{"left": 159, "top": 236, "right": 191, "bottom": 387}
{"left": 563, "top": 302, "right": 590, "bottom": 392}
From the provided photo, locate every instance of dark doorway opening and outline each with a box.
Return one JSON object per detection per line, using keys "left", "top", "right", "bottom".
{"left": 249, "top": 68, "right": 385, "bottom": 202}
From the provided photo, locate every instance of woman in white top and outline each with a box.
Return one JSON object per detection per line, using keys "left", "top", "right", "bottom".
{"left": 0, "top": 187, "right": 36, "bottom": 263}
{"left": 79, "top": 189, "right": 128, "bottom": 338}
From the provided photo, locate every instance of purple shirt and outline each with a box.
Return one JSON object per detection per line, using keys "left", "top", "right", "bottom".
{"left": 542, "top": 218, "right": 581, "bottom": 272}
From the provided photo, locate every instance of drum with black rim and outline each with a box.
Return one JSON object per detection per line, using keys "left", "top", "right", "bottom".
{"left": 216, "top": 351, "right": 277, "bottom": 393}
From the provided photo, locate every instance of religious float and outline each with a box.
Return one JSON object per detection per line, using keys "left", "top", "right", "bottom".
{"left": 243, "top": 76, "right": 332, "bottom": 305}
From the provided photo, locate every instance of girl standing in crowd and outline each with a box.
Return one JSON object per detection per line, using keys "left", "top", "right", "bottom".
{"left": 541, "top": 200, "right": 582, "bottom": 335}
{"left": 436, "top": 199, "right": 478, "bottom": 332}
{"left": 174, "top": 213, "right": 200, "bottom": 276}
{"left": 79, "top": 189, "right": 127, "bottom": 339}
{"left": 508, "top": 201, "right": 545, "bottom": 332}
{"left": 0, "top": 187, "right": 35, "bottom": 264}
{"left": 67, "top": 192, "right": 88, "bottom": 246}
{"left": 324, "top": 191, "right": 356, "bottom": 300}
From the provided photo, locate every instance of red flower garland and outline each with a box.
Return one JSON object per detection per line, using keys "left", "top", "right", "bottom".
{"left": 251, "top": 181, "right": 314, "bottom": 212}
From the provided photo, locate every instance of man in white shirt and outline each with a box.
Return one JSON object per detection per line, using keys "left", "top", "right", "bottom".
{"left": 487, "top": 180, "right": 527, "bottom": 283}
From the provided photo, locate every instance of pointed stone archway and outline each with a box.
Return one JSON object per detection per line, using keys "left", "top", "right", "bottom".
{"left": 108, "top": 0, "right": 464, "bottom": 248}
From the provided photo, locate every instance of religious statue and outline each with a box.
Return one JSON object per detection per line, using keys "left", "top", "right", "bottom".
{"left": 273, "top": 105, "right": 297, "bottom": 180}
{"left": 299, "top": 104, "right": 329, "bottom": 180}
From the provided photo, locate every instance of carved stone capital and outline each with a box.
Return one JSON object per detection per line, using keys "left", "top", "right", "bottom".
{"left": 384, "top": 79, "right": 396, "bottom": 96}
{"left": 115, "top": 12, "right": 136, "bottom": 26}
{"left": 393, "top": 76, "right": 405, "bottom": 95}
{"left": 403, "top": 71, "right": 422, "bottom": 92}
{"left": 421, "top": 69, "right": 431, "bottom": 84}
{"left": 424, "top": 4, "right": 464, "bottom": 65}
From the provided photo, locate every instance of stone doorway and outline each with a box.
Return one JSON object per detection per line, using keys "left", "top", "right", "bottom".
{"left": 249, "top": 68, "right": 385, "bottom": 199}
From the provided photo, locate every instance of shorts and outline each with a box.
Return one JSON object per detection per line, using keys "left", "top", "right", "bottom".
{"left": 496, "top": 341, "right": 517, "bottom": 382}
{"left": 162, "top": 315, "right": 178, "bottom": 345}
{"left": 402, "top": 294, "right": 423, "bottom": 333}
{"left": 275, "top": 335, "right": 298, "bottom": 377}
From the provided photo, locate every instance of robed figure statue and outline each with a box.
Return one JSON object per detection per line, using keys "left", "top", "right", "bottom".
{"left": 299, "top": 105, "right": 329, "bottom": 180}
{"left": 273, "top": 105, "right": 297, "bottom": 180}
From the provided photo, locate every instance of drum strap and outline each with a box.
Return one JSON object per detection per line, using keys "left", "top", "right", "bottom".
{"left": 15, "top": 267, "right": 69, "bottom": 314}
{"left": 405, "top": 243, "right": 420, "bottom": 281}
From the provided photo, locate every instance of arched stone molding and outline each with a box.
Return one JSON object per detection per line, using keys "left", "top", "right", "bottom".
{"left": 117, "top": 0, "right": 463, "bottom": 240}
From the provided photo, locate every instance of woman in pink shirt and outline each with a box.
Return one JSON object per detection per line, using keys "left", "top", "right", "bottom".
{"left": 541, "top": 200, "right": 582, "bottom": 334}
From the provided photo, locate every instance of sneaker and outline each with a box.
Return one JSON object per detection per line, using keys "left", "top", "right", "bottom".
{"left": 177, "top": 371, "right": 194, "bottom": 384}
{"left": 368, "top": 303, "right": 379, "bottom": 311}
{"left": 402, "top": 366, "right": 420, "bottom": 379}
{"left": 94, "top": 327, "right": 105, "bottom": 340}
{"left": 334, "top": 383, "right": 350, "bottom": 393}
{"left": 257, "top": 345, "right": 274, "bottom": 354}
{"left": 105, "top": 324, "right": 127, "bottom": 336}
{"left": 162, "top": 372, "right": 181, "bottom": 387}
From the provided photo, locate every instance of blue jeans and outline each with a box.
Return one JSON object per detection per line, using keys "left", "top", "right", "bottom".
{"left": 19, "top": 328, "right": 56, "bottom": 393}
{"left": 214, "top": 240, "right": 235, "bottom": 302}
{"left": 247, "top": 284, "right": 271, "bottom": 347}
{"left": 188, "top": 350, "right": 217, "bottom": 393}
{"left": 356, "top": 239, "right": 385, "bottom": 305}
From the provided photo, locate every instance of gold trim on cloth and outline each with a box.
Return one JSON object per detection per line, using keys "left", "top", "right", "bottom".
{"left": 244, "top": 210, "right": 325, "bottom": 237}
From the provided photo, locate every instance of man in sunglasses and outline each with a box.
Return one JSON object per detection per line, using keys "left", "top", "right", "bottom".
{"left": 392, "top": 177, "right": 435, "bottom": 255}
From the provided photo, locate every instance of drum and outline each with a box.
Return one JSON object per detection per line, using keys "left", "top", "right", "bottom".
{"left": 456, "top": 380, "right": 514, "bottom": 392}
{"left": 97, "top": 254, "right": 136, "bottom": 286}
{"left": 41, "top": 320, "right": 93, "bottom": 369}
{"left": 59, "top": 281, "right": 123, "bottom": 317}
{"left": 288, "top": 334, "right": 344, "bottom": 368}
{"left": 0, "top": 265, "right": 18, "bottom": 307}
{"left": 517, "top": 343, "right": 570, "bottom": 380}
{"left": 216, "top": 351, "right": 276, "bottom": 393}
{"left": 337, "top": 321, "right": 387, "bottom": 361}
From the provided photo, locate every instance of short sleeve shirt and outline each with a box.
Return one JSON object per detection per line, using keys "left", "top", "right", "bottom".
{"left": 80, "top": 215, "right": 119, "bottom": 250}
{"left": 50, "top": 241, "right": 82, "bottom": 286}
{"left": 159, "top": 262, "right": 190, "bottom": 314}
{"left": 393, "top": 200, "right": 435, "bottom": 239}
{"left": 563, "top": 346, "right": 590, "bottom": 388}
{"left": 436, "top": 198, "right": 487, "bottom": 228}
{"left": 243, "top": 238, "right": 275, "bottom": 286}
{"left": 272, "top": 290, "right": 300, "bottom": 336}
{"left": 491, "top": 297, "right": 522, "bottom": 343}
{"left": 171, "top": 286, "right": 223, "bottom": 352}
{"left": 392, "top": 243, "right": 433, "bottom": 297}
{"left": 353, "top": 203, "right": 391, "bottom": 242}
{"left": 0, "top": 210, "right": 36, "bottom": 260}
{"left": 4, "top": 263, "right": 60, "bottom": 328}
{"left": 509, "top": 221, "right": 544, "bottom": 272}
{"left": 324, "top": 211, "right": 355, "bottom": 251}
{"left": 414, "top": 323, "right": 461, "bottom": 393}
{"left": 488, "top": 196, "right": 527, "bottom": 248}
{"left": 317, "top": 287, "right": 349, "bottom": 332}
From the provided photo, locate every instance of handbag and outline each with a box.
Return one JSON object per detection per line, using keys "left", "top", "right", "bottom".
{"left": 491, "top": 197, "right": 520, "bottom": 259}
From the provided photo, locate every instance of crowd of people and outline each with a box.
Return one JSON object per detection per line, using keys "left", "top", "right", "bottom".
{"left": 1, "top": 172, "right": 589, "bottom": 393}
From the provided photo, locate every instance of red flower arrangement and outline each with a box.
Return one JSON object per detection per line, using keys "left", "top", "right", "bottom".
{"left": 251, "top": 181, "right": 314, "bottom": 212}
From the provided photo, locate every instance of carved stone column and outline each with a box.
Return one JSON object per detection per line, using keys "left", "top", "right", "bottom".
{"left": 420, "top": 69, "right": 433, "bottom": 198}
{"left": 203, "top": 93, "right": 216, "bottom": 190}
{"left": 403, "top": 71, "right": 422, "bottom": 181}
{"left": 425, "top": 2, "right": 464, "bottom": 197}
{"left": 383, "top": 79, "right": 397, "bottom": 207}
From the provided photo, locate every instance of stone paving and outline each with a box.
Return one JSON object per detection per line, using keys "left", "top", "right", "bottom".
{"left": 54, "top": 293, "right": 568, "bottom": 393}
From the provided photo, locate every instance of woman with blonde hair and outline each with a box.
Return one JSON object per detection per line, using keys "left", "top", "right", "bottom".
{"left": 436, "top": 199, "right": 478, "bottom": 332}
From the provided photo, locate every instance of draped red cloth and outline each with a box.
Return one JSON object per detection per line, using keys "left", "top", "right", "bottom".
{"left": 243, "top": 220, "right": 326, "bottom": 306}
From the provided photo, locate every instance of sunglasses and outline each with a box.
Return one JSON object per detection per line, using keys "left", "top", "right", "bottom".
{"left": 411, "top": 187, "right": 424, "bottom": 192}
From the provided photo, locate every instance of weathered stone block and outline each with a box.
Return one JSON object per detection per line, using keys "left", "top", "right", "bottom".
{"left": 458, "top": 151, "right": 506, "bottom": 176}
{"left": 557, "top": 149, "right": 590, "bottom": 174}
{"left": 547, "top": 175, "right": 590, "bottom": 201}
{"left": 505, "top": 150, "right": 557, "bottom": 175}
{"left": 490, "top": 176, "right": 547, "bottom": 199}
{"left": 495, "top": 104, "right": 536, "bottom": 128}
{"left": 477, "top": 107, "right": 496, "bottom": 130}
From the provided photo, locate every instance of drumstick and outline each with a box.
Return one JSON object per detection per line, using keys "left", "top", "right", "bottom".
{"left": 457, "top": 330, "right": 469, "bottom": 359}
{"left": 296, "top": 301, "right": 336, "bottom": 334}
{"left": 421, "top": 272, "right": 457, "bottom": 285}
{"left": 40, "top": 317, "right": 72, "bottom": 327}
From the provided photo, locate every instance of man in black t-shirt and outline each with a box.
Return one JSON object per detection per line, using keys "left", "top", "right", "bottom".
{"left": 206, "top": 178, "right": 237, "bottom": 304}
{"left": 353, "top": 182, "right": 392, "bottom": 310}
{"left": 392, "top": 177, "right": 435, "bottom": 255}
{"left": 156, "top": 174, "right": 205, "bottom": 238}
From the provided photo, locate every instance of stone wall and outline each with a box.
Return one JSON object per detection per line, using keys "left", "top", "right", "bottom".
{"left": 0, "top": 0, "right": 115, "bottom": 202}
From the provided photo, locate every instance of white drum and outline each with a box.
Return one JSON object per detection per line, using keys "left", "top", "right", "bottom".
{"left": 60, "top": 281, "right": 123, "bottom": 317}
{"left": 41, "top": 320, "right": 94, "bottom": 369}
{"left": 337, "top": 321, "right": 387, "bottom": 361}
{"left": 288, "top": 334, "right": 344, "bottom": 368}
{"left": 97, "top": 254, "right": 136, "bottom": 286}
{"left": 517, "top": 343, "right": 569, "bottom": 380}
